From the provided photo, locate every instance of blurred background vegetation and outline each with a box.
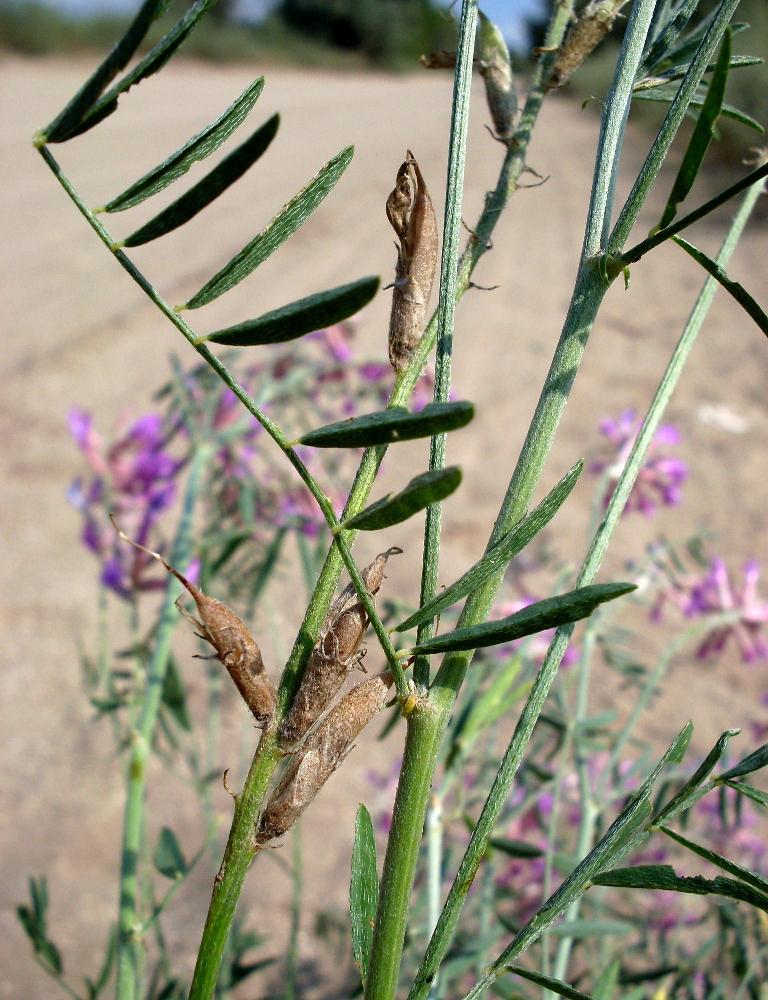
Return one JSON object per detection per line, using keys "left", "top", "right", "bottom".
{"left": 1, "top": 0, "right": 765, "bottom": 152}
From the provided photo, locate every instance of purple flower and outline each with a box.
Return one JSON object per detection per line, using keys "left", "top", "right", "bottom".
{"left": 591, "top": 410, "right": 687, "bottom": 516}
{"left": 686, "top": 559, "right": 768, "bottom": 663}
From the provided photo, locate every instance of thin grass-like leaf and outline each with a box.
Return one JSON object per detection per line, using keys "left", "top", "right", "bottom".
{"left": 723, "top": 779, "right": 768, "bottom": 809}
{"left": 504, "top": 965, "right": 600, "bottom": 1000}
{"left": 720, "top": 741, "right": 768, "bottom": 779}
{"left": 659, "top": 825, "right": 768, "bottom": 896}
{"left": 104, "top": 76, "right": 265, "bottom": 213}
{"left": 298, "top": 401, "right": 475, "bottom": 449}
{"left": 183, "top": 146, "right": 354, "bottom": 310}
{"left": 336, "top": 468, "right": 462, "bottom": 533}
{"left": 635, "top": 53, "right": 762, "bottom": 91}
{"left": 75, "top": 0, "right": 217, "bottom": 138}
{"left": 410, "top": 583, "right": 635, "bottom": 655}
{"left": 489, "top": 837, "right": 543, "bottom": 858}
{"left": 653, "top": 728, "right": 739, "bottom": 824}
{"left": 39, "top": 0, "right": 169, "bottom": 143}
{"left": 659, "top": 29, "right": 731, "bottom": 228}
{"left": 203, "top": 275, "right": 379, "bottom": 346}
{"left": 350, "top": 805, "right": 378, "bottom": 985}
{"left": 592, "top": 865, "right": 768, "bottom": 913}
{"left": 394, "top": 461, "right": 583, "bottom": 632}
{"left": 633, "top": 89, "right": 764, "bottom": 132}
{"left": 123, "top": 114, "right": 279, "bottom": 246}
{"left": 674, "top": 237, "right": 768, "bottom": 336}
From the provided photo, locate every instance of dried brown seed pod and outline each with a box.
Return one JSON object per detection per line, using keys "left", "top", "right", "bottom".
{"left": 257, "top": 672, "right": 393, "bottom": 843}
{"left": 477, "top": 12, "right": 517, "bottom": 142}
{"left": 112, "top": 518, "right": 277, "bottom": 724}
{"left": 278, "top": 547, "right": 402, "bottom": 749}
{"left": 419, "top": 49, "right": 458, "bottom": 70}
{"left": 548, "top": 0, "right": 626, "bottom": 89}
{"left": 386, "top": 152, "right": 439, "bottom": 372}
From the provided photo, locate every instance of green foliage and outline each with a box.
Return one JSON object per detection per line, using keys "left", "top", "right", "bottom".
{"left": 276, "top": 0, "right": 458, "bottom": 67}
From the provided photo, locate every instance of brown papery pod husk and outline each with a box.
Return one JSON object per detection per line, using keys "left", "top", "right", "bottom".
{"left": 257, "top": 672, "right": 392, "bottom": 843}
{"left": 278, "top": 547, "right": 402, "bottom": 749}
{"left": 548, "top": 0, "right": 625, "bottom": 89}
{"left": 420, "top": 49, "right": 457, "bottom": 70}
{"left": 112, "top": 519, "right": 277, "bottom": 724}
{"left": 386, "top": 152, "right": 439, "bottom": 372}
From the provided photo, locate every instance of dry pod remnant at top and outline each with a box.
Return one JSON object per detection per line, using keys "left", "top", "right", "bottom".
{"left": 278, "top": 546, "right": 402, "bottom": 748}
{"left": 386, "top": 152, "right": 439, "bottom": 371}
{"left": 113, "top": 520, "right": 277, "bottom": 724}
{"left": 257, "top": 672, "right": 393, "bottom": 843}
{"left": 547, "top": 0, "right": 627, "bottom": 89}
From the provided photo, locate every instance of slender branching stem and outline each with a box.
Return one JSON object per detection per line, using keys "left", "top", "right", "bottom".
{"left": 116, "top": 444, "right": 211, "bottom": 1000}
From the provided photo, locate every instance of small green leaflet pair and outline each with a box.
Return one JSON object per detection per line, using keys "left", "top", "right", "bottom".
{"left": 37, "top": 0, "right": 381, "bottom": 345}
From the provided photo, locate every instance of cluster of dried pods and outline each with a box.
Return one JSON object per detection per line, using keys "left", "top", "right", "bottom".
{"left": 115, "top": 524, "right": 401, "bottom": 845}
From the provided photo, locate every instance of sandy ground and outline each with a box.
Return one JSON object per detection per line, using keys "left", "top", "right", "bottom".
{"left": 1, "top": 55, "right": 767, "bottom": 998}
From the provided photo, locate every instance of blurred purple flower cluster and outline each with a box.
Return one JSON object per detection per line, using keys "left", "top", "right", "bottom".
{"left": 592, "top": 410, "right": 688, "bottom": 516}
{"left": 69, "top": 323, "right": 434, "bottom": 598}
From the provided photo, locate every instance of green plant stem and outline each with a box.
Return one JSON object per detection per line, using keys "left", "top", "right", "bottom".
{"left": 607, "top": 0, "right": 742, "bottom": 254}
{"left": 286, "top": 819, "right": 301, "bottom": 1000}
{"left": 415, "top": 0, "right": 478, "bottom": 689}
{"left": 116, "top": 444, "right": 211, "bottom": 1000}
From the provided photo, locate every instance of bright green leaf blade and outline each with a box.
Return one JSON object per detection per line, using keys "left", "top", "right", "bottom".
{"left": 720, "top": 741, "right": 768, "bottom": 779}
{"left": 76, "top": 0, "right": 216, "bottom": 138}
{"left": 723, "top": 779, "right": 768, "bottom": 809}
{"left": 394, "top": 461, "right": 583, "bottom": 632}
{"left": 339, "top": 467, "right": 462, "bottom": 533}
{"left": 633, "top": 89, "right": 765, "bottom": 132}
{"left": 489, "top": 837, "right": 543, "bottom": 858}
{"left": 40, "top": 0, "right": 169, "bottom": 143}
{"left": 659, "top": 28, "right": 731, "bottom": 228}
{"left": 184, "top": 145, "right": 354, "bottom": 310}
{"left": 123, "top": 113, "right": 279, "bottom": 246}
{"left": 350, "top": 804, "right": 378, "bottom": 985}
{"left": 593, "top": 959, "right": 620, "bottom": 1000}
{"left": 653, "top": 728, "right": 739, "bottom": 824}
{"left": 659, "top": 825, "right": 768, "bottom": 897}
{"left": 505, "top": 965, "right": 600, "bottom": 1000}
{"left": 592, "top": 864, "right": 768, "bottom": 913}
{"left": 204, "top": 275, "right": 379, "bottom": 346}
{"left": 154, "top": 827, "right": 187, "bottom": 879}
{"left": 161, "top": 656, "right": 191, "bottom": 731}
{"left": 411, "top": 583, "right": 635, "bottom": 655}
{"left": 674, "top": 237, "right": 768, "bottom": 336}
{"left": 104, "top": 76, "right": 265, "bottom": 213}
{"left": 299, "top": 401, "right": 475, "bottom": 449}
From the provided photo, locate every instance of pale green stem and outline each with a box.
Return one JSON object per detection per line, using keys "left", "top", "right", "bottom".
{"left": 415, "top": 0, "right": 478, "bottom": 688}
{"left": 286, "top": 819, "right": 302, "bottom": 1000}
{"left": 116, "top": 444, "right": 211, "bottom": 1000}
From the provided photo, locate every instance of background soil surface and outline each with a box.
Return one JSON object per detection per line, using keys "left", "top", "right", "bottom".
{"left": 2, "top": 56, "right": 767, "bottom": 998}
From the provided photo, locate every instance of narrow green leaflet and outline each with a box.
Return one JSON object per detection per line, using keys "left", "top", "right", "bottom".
{"left": 635, "top": 54, "right": 762, "bottom": 92}
{"left": 410, "top": 583, "right": 635, "bottom": 655}
{"left": 104, "top": 77, "right": 265, "bottom": 213}
{"left": 183, "top": 146, "right": 354, "bottom": 310}
{"left": 674, "top": 237, "right": 768, "bottom": 337}
{"left": 84, "top": 926, "right": 117, "bottom": 1000}
{"left": 633, "top": 90, "right": 764, "bottom": 132}
{"left": 504, "top": 965, "right": 601, "bottom": 1000}
{"left": 154, "top": 827, "right": 187, "bottom": 879}
{"left": 394, "top": 461, "right": 583, "bottom": 632}
{"left": 298, "top": 401, "right": 474, "bottom": 449}
{"left": 659, "top": 29, "right": 731, "bottom": 229}
{"left": 16, "top": 877, "right": 63, "bottom": 974}
{"left": 720, "top": 741, "right": 768, "bottom": 779}
{"left": 204, "top": 275, "right": 380, "bottom": 346}
{"left": 337, "top": 468, "right": 462, "bottom": 533}
{"left": 592, "top": 865, "right": 768, "bottom": 913}
{"left": 652, "top": 728, "right": 739, "bottom": 824}
{"left": 74, "top": 0, "right": 217, "bottom": 139}
{"left": 723, "top": 779, "right": 768, "bottom": 809}
{"left": 123, "top": 114, "right": 280, "bottom": 246}
{"left": 544, "top": 920, "right": 632, "bottom": 938}
{"left": 659, "top": 825, "right": 768, "bottom": 897}
{"left": 489, "top": 837, "right": 543, "bottom": 858}
{"left": 636, "top": 0, "right": 699, "bottom": 78}
{"left": 350, "top": 805, "right": 378, "bottom": 985}
{"left": 161, "top": 656, "right": 191, "bottom": 731}
{"left": 40, "top": 0, "right": 169, "bottom": 143}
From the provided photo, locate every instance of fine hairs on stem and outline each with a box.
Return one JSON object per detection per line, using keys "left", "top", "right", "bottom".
{"left": 23, "top": 0, "right": 768, "bottom": 999}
